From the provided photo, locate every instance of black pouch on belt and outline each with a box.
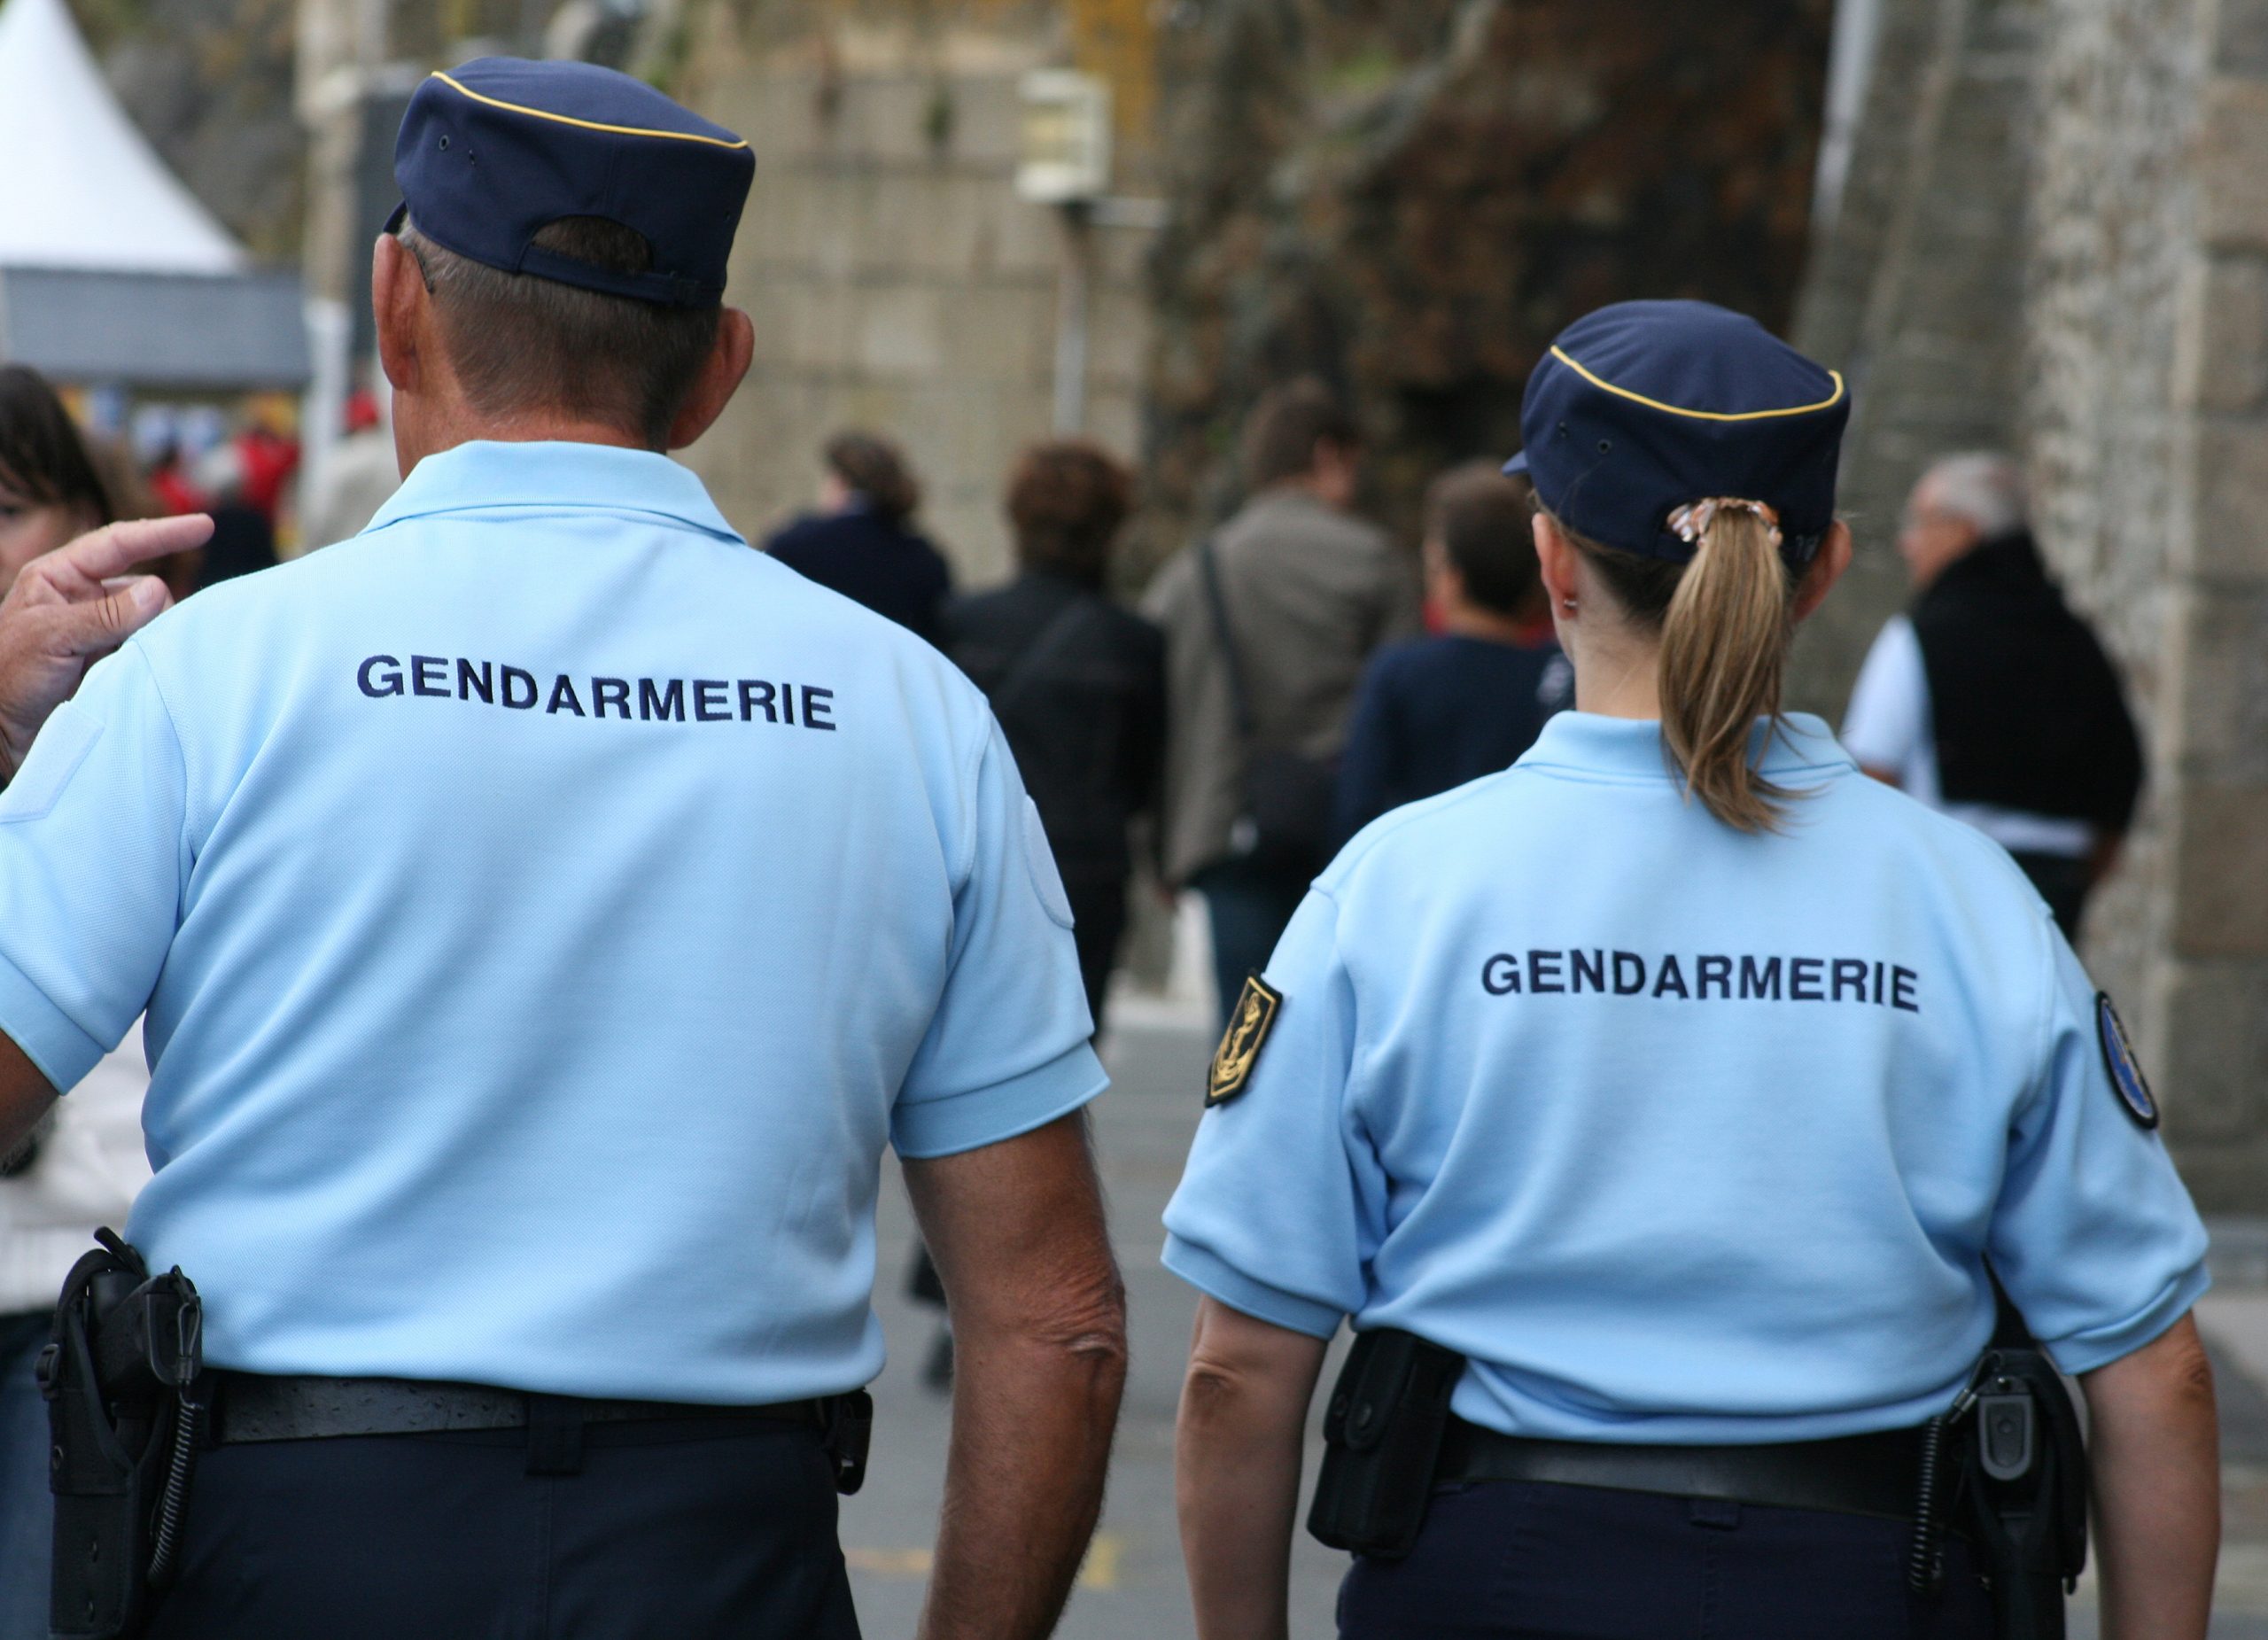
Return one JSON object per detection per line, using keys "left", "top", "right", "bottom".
{"left": 821, "top": 1389, "right": 875, "bottom": 1496}
{"left": 1961, "top": 1341, "right": 2087, "bottom": 1640}
{"left": 38, "top": 1228, "right": 206, "bottom": 1640}
{"left": 1307, "top": 1328, "right": 1466, "bottom": 1559}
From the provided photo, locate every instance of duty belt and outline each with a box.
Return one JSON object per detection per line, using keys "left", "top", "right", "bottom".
{"left": 210, "top": 1372, "right": 820, "bottom": 1446}
{"left": 1435, "top": 1416, "right": 1936, "bottom": 1525}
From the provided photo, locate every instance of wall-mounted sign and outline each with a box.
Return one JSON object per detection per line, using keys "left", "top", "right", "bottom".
{"left": 1017, "top": 70, "right": 1112, "bottom": 205}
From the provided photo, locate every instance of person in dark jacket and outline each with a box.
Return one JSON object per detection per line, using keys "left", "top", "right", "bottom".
{"left": 1334, "top": 463, "right": 1572, "bottom": 843}
{"left": 763, "top": 431, "right": 951, "bottom": 643}
{"left": 910, "top": 440, "right": 1163, "bottom": 1391}
{"left": 1842, "top": 452, "right": 2143, "bottom": 938}
{"left": 943, "top": 439, "right": 1165, "bottom": 1029}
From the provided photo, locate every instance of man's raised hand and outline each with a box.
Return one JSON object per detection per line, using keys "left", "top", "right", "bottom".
{"left": 0, "top": 514, "right": 213, "bottom": 778}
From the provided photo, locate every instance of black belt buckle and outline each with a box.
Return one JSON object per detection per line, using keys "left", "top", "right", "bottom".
{"left": 821, "top": 1391, "right": 873, "bottom": 1496}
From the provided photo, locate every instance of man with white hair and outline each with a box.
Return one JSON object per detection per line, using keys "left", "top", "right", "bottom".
{"left": 1842, "top": 452, "right": 2144, "bottom": 937}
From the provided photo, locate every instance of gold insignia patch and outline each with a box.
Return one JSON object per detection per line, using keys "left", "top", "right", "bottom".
{"left": 1206, "top": 975, "right": 1282, "bottom": 1108}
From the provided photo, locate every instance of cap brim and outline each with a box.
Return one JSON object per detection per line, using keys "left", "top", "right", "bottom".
{"left": 1501, "top": 451, "right": 1530, "bottom": 476}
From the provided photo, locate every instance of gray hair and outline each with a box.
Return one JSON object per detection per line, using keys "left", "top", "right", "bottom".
{"left": 397, "top": 215, "right": 719, "bottom": 447}
{"left": 1921, "top": 452, "right": 2028, "bottom": 540}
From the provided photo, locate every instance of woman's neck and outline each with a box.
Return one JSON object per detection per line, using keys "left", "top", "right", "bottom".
{"left": 1565, "top": 629, "right": 1664, "bottom": 720}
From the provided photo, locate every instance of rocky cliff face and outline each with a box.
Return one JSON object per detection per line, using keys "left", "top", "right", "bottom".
{"left": 68, "top": 0, "right": 303, "bottom": 260}
{"left": 1140, "top": 0, "right": 1835, "bottom": 556}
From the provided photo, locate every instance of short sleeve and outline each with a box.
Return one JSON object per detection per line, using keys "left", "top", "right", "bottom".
{"left": 0, "top": 644, "right": 188, "bottom": 1092}
{"left": 890, "top": 720, "right": 1105, "bottom": 1158}
{"left": 1840, "top": 616, "right": 1929, "bottom": 778}
{"left": 1161, "top": 888, "right": 1385, "bottom": 1337}
{"left": 1988, "top": 927, "right": 2210, "bottom": 1374}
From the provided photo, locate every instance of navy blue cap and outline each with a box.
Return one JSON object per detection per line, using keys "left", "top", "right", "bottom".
{"left": 389, "top": 58, "right": 754, "bottom": 308}
{"left": 1505, "top": 300, "right": 1848, "bottom": 564}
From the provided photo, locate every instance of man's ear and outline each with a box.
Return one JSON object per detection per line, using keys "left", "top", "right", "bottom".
{"left": 372, "top": 234, "right": 424, "bottom": 395}
{"left": 1792, "top": 519, "right": 1853, "bottom": 622}
{"left": 666, "top": 307, "right": 755, "bottom": 451}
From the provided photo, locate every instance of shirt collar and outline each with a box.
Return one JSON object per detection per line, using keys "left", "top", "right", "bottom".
{"left": 1518, "top": 711, "right": 1856, "bottom": 781}
{"left": 363, "top": 440, "right": 743, "bottom": 543}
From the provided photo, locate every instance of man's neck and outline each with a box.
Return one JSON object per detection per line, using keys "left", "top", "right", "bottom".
{"left": 396, "top": 412, "right": 659, "bottom": 476}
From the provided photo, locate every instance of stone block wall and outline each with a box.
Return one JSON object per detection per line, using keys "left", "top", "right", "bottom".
{"left": 2023, "top": 0, "right": 2199, "bottom": 1149}
{"left": 1808, "top": 0, "right": 2268, "bottom": 1205}
{"left": 2101, "top": 0, "right": 2268, "bottom": 1201}
{"left": 672, "top": 6, "right": 1156, "bottom": 585}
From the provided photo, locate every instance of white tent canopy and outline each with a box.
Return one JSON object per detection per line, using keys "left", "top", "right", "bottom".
{"left": 0, "top": 0, "right": 244, "bottom": 274}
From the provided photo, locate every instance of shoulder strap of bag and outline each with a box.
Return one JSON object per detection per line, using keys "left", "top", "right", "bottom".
{"left": 1195, "top": 537, "right": 1261, "bottom": 748}
{"left": 988, "top": 596, "right": 1100, "bottom": 720}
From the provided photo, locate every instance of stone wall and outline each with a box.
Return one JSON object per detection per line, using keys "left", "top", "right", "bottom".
{"left": 2035, "top": 0, "right": 2268, "bottom": 1205}
{"left": 1806, "top": 0, "right": 2268, "bottom": 1206}
{"left": 671, "top": 3, "right": 1155, "bottom": 581}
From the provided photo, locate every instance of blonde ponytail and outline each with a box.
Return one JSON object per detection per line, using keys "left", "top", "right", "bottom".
{"left": 1655, "top": 503, "right": 1798, "bottom": 832}
{"left": 1550, "top": 502, "right": 1804, "bottom": 833}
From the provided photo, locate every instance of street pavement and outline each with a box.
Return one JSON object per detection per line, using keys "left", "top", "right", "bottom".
{"left": 839, "top": 1005, "right": 2268, "bottom": 1638}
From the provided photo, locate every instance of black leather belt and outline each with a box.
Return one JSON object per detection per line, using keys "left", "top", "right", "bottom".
{"left": 1436, "top": 1416, "right": 1930, "bottom": 1524}
{"left": 210, "top": 1372, "right": 820, "bottom": 1446}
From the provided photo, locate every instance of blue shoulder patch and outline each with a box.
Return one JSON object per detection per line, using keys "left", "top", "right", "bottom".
{"left": 2096, "top": 993, "right": 2158, "bottom": 1131}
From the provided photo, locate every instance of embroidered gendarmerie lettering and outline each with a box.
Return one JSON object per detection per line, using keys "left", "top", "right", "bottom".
{"left": 1205, "top": 975, "right": 1282, "bottom": 1108}
{"left": 1480, "top": 948, "right": 1922, "bottom": 1013}
{"left": 356, "top": 655, "right": 838, "bottom": 731}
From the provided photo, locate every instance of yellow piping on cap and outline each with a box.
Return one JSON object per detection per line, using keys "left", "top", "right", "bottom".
{"left": 429, "top": 71, "right": 751, "bottom": 151}
{"left": 1548, "top": 345, "right": 1845, "bottom": 423}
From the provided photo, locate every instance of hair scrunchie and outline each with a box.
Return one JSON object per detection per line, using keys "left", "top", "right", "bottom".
{"left": 1667, "top": 498, "right": 1783, "bottom": 553}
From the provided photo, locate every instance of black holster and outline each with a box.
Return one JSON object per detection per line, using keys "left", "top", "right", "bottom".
{"left": 1961, "top": 1343, "right": 2087, "bottom": 1640}
{"left": 1306, "top": 1328, "right": 1465, "bottom": 1558}
{"left": 821, "top": 1388, "right": 874, "bottom": 1496}
{"left": 39, "top": 1229, "right": 206, "bottom": 1640}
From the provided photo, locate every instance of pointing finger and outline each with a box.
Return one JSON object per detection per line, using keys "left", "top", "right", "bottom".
{"left": 39, "top": 515, "right": 213, "bottom": 595}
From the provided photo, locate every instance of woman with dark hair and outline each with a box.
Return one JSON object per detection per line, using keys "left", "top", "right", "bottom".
{"left": 0, "top": 366, "right": 115, "bottom": 588}
{"left": 943, "top": 439, "right": 1165, "bottom": 1029}
{"left": 0, "top": 366, "right": 158, "bottom": 1640}
{"left": 763, "top": 430, "right": 953, "bottom": 644}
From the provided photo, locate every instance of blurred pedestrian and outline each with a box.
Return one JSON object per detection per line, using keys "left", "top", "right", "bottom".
{"left": 189, "top": 442, "right": 278, "bottom": 588}
{"left": 303, "top": 385, "right": 400, "bottom": 552}
{"left": 765, "top": 431, "right": 952, "bottom": 644}
{"left": 1144, "top": 378, "right": 1420, "bottom": 1024}
{"left": 1334, "top": 462, "right": 1571, "bottom": 843}
{"left": 1842, "top": 453, "right": 2142, "bottom": 938}
{"left": 0, "top": 365, "right": 161, "bottom": 1640}
{"left": 944, "top": 439, "right": 1165, "bottom": 1030}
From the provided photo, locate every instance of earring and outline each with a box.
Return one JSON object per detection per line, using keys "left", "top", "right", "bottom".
{"left": 1560, "top": 597, "right": 1578, "bottom": 613}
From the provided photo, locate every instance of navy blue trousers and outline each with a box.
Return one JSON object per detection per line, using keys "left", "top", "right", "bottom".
{"left": 1337, "top": 1481, "right": 1995, "bottom": 1640}
{"left": 145, "top": 1416, "right": 861, "bottom": 1640}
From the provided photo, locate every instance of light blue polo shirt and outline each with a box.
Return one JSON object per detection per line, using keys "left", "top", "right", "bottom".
{"left": 0, "top": 439, "right": 1104, "bottom": 1403}
{"left": 1163, "top": 712, "right": 2208, "bottom": 1442}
